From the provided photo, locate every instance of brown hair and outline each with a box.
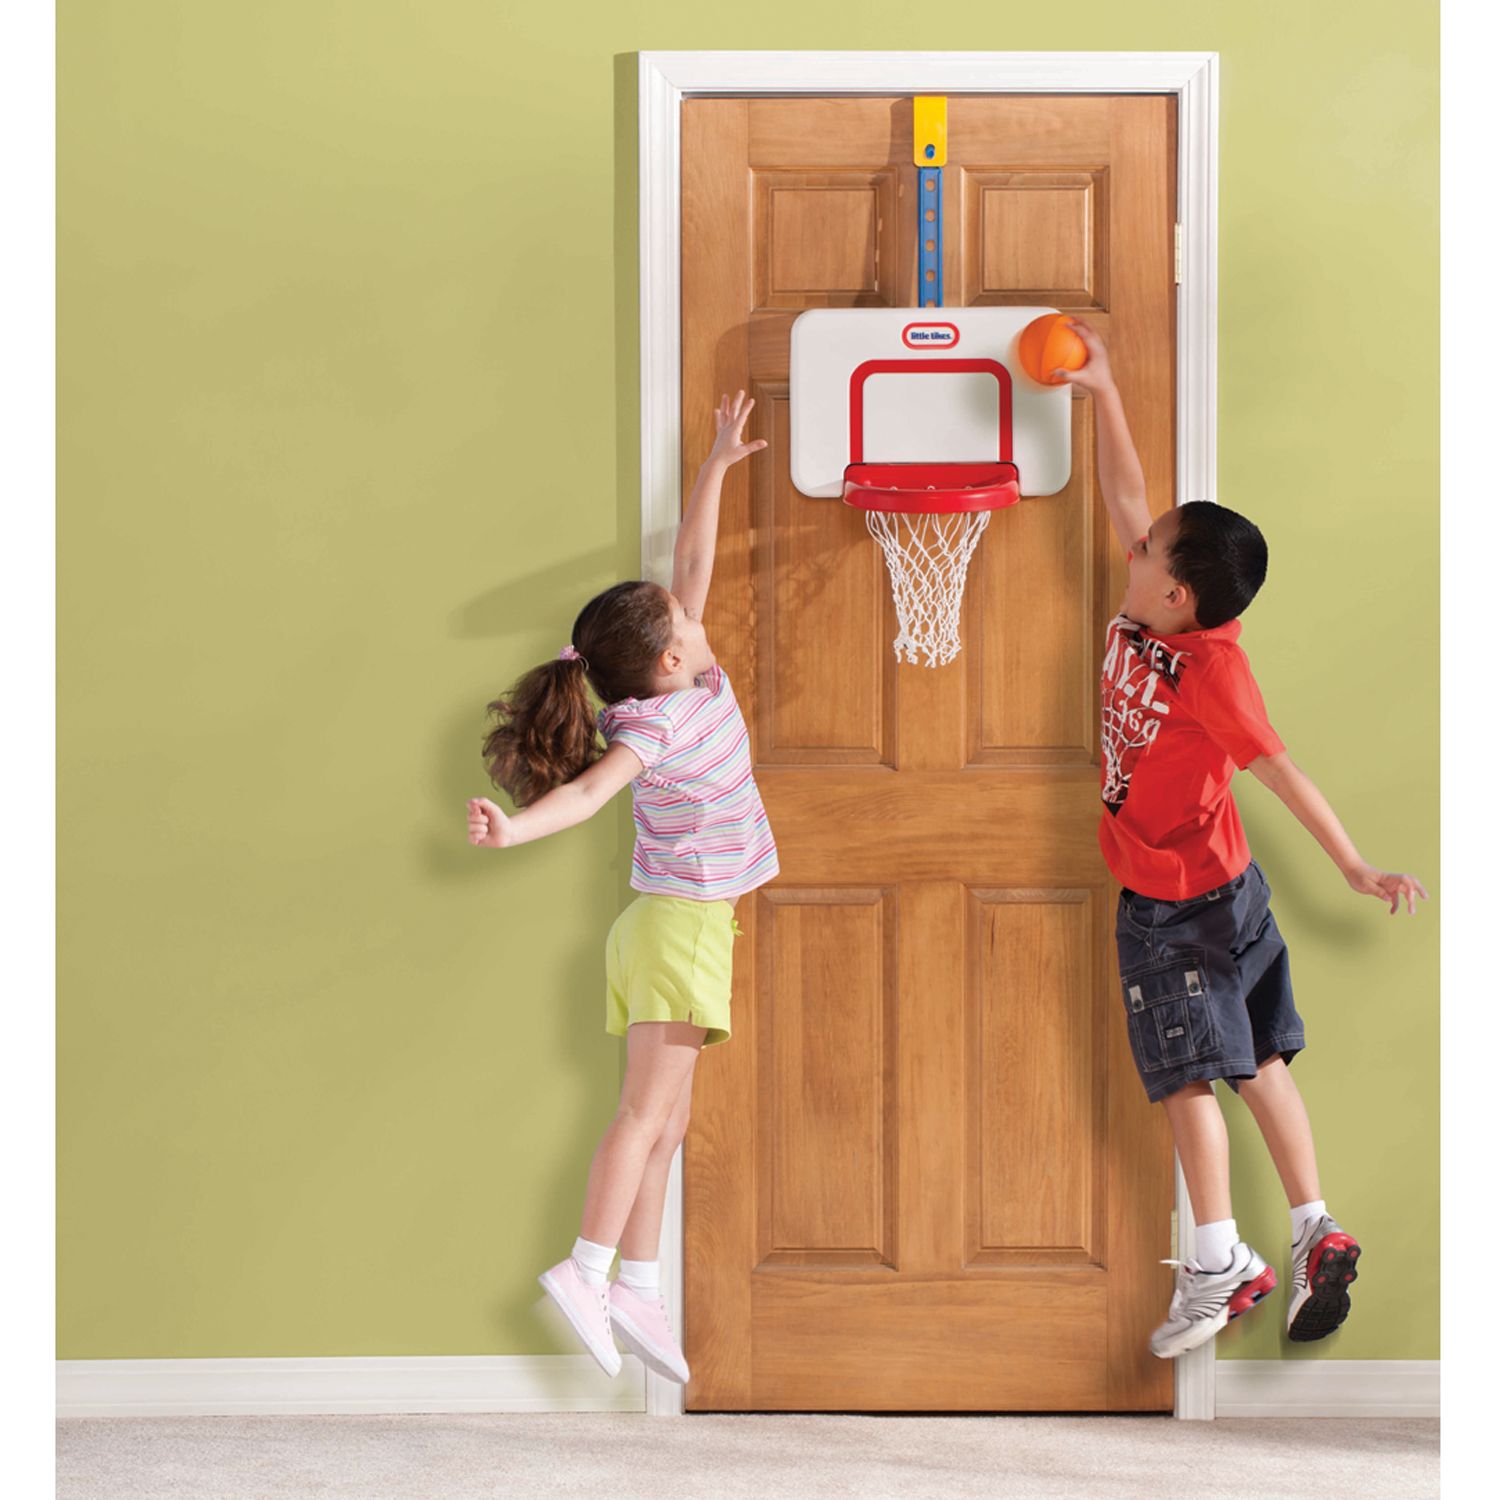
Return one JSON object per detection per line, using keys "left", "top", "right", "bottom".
{"left": 482, "top": 581, "right": 675, "bottom": 807}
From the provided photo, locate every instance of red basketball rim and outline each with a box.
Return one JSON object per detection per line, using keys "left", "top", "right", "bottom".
{"left": 842, "top": 460, "right": 1022, "bottom": 514}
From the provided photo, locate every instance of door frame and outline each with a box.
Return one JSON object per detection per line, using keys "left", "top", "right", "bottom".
{"left": 637, "top": 49, "right": 1220, "bottom": 1421}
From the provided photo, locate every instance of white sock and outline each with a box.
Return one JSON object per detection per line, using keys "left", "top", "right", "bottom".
{"left": 1194, "top": 1218, "right": 1238, "bottom": 1273}
{"left": 1290, "top": 1198, "right": 1327, "bottom": 1244}
{"left": 570, "top": 1236, "right": 616, "bottom": 1287}
{"left": 618, "top": 1259, "right": 660, "bottom": 1296}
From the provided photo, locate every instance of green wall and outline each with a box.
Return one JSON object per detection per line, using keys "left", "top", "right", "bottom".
{"left": 58, "top": 2, "right": 1437, "bottom": 1364}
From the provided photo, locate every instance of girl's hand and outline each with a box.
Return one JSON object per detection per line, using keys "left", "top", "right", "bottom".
{"left": 1051, "top": 316, "right": 1117, "bottom": 395}
{"left": 1343, "top": 861, "right": 1429, "bottom": 915}
{"left": 708, "top": 390, "right": 768, "bottom": 469}
{"left": 467, "top": 797, "right": 513, "bottom": 850}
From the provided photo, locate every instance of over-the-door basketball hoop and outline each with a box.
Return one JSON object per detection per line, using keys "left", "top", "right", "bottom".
{"left": 792, "top": 309, "right": 1071, "bottom": 666}
{"left": 791, "top": 308, "right": 1072, "bottom": 667}
{"left": 841, "top": 357, "right": 1021, "bottom": 668}
{"left": 786, "top": 99, "right": 1078, "bottom": 668}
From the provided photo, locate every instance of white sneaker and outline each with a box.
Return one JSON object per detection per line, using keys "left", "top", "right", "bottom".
{"left": 1287, "top": 1214, "right": 1361, "bottom": 1342}
{"left": 1149, "top": 1241, "right": 1278, "bottom": 1359}
{"left": 538, "top": 1257, "right": 623, "bottom": 1378}
{"left": 609, "top": 1280, "right": 691, "bottom": 1384}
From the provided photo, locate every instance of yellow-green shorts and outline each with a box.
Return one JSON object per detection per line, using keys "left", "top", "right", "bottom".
{"left": 605, "top": 894, "right": 744, "bottom": 1048}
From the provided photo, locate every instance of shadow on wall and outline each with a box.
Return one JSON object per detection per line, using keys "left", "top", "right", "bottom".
{"left": 446, "top": 546, "right": 624, "bottom": 642}
{"left": 487, "top": 886, "right": 624, "bottom": 1343}
{"left": 428, "top": 609, "right": 631, "bottom": 1343}
{"left": 428, "top": 541, "right": 623, "bottom": 890}
{"left": 435, "top": 34, "right": 641, "bottom": 872}
{"left": 434, "top": 63, "right": 646, "bottom": 1338}
{"left": 1239, "top": 803, "right": 1366, "bottom": 949}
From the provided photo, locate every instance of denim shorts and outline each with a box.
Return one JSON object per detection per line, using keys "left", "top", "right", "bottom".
{"left": 1115, "top": 860, "right": 1304, "bottom": 1103}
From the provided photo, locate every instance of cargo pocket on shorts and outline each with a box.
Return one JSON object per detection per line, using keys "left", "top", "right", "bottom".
{"left": 1121, "top": 951, "right": 1218, "bottom": 1076}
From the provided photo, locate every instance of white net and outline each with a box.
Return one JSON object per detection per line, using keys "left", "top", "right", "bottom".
{"left": 863, "top": 507, "right": 993, "bottom": 668}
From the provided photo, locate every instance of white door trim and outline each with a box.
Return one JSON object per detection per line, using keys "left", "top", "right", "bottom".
{"left": 638, "top": 49, "right": 1220, "bottom": 1421}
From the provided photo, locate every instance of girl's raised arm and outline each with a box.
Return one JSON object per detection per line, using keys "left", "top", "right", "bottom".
{"left": 672, "top": 391, "right": 767, "bottom": 622}
{"left": 469, "top": 740, "right": 644, "bottom": 850}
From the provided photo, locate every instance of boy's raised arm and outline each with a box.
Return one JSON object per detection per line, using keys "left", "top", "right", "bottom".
{"left": 1054, "top": 318, "right": 1154, "bottom": 556}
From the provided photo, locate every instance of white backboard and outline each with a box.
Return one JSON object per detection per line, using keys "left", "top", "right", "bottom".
{"left": 790, "top": 307, "right": 1073, "bottom": 498}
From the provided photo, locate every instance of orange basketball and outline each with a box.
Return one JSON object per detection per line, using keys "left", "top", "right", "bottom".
{"left": 1018, "top": 313, "right": 1087, "bottom": 385}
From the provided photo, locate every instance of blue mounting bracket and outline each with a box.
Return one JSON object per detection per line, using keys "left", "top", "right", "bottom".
{"left": 913, "top": 97, "right": 947, "bottom": 308}
{"left": 918, "top": 166, "right": 943, "bottom": 308}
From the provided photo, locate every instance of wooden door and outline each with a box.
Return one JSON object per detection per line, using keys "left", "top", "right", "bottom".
{"left": 682, "top": 95, "right": 1177, "bottom": 1412}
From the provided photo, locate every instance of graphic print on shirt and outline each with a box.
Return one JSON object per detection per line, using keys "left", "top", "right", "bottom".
{"left": 1100, "top": 615, "right": 1190, "bottom": 815}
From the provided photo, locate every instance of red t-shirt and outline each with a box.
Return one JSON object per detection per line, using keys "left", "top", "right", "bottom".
{"left": 1098, "top": 614, "right": 1284, "bottom": 900}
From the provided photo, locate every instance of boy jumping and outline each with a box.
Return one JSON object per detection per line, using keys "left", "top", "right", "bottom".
{"left": 1059, "top": 319, "right": 1428, "bottom": 1357}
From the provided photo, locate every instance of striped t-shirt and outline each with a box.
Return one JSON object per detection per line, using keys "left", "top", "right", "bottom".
{"left": 598, "top": 663, "right": 780, "bottom": 901}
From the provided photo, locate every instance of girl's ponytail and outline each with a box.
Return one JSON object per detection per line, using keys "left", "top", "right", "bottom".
{"left": 482, "top": 581, "right": 675, "bottom": 807}
{"left": 482, "top": 652, "right": 600, "bottom": 807}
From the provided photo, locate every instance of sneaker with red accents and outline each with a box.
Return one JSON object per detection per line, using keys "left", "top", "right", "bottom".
{"left": 1149, "top": 1242, "right": 1277, "bottom": 1359}
{"left": 609, "top": 1280, "right": 691, "bottom": 1384}
{"left": 537, "top": 1258, "right": 622, "bottom": 1378}
{"left": 1287, "top": 1214, "right": 1361, "bottom": 1342}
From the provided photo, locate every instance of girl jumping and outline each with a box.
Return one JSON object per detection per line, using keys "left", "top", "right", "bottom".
{"left": 465, "top": 392, "right": 776, "bottom": 1384}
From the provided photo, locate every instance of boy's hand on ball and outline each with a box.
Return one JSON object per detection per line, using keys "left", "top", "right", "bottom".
{"left": 709, "top": 390, "right": 768, "bottom": 469}
{"left": 1343, "top": 861, "right": 1428, "bottom": 915}
{"left": 1052, "top": 317, "right": 1113, "bottom": 393}
{"left": 468, "top": 797, "right": 513, "bottom": 850}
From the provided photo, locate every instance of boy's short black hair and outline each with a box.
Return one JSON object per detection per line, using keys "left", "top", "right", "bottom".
{"left": 1166, "top": 501, "right": 1268, "bottom": 629}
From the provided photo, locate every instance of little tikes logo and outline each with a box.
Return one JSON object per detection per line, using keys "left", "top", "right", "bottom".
{"left": 901, "top": 321, "right": 960, "bottom": 349}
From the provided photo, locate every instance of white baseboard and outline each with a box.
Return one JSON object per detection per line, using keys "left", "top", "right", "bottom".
{"left": 56, "top": 1356, "right": 647, "bottom": 1418}
{"left": 1214, "top": 1359, "right": 1439, "bottom": 1418}
{"left": 58, "top": 1355, "right": 1439, "bottom": 1420}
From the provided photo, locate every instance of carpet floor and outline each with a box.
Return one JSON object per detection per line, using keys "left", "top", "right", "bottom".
{"left": 57, "top": 1413, "right": 1440, "bottom": 1499}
